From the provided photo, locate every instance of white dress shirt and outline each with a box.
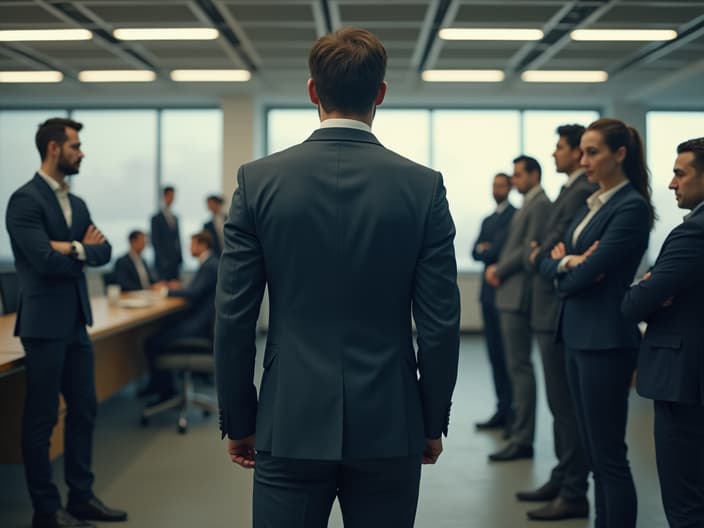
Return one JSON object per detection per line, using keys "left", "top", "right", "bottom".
{"left": 38, "top": 169, "right": 86, "bottom": 261}
{"left": 495, "top": 200, "right": 510, "bottom": 215}
{"left": 320, "top": 118, "right": 372, "bottom": 133}
{"left": 129, "top": 250, "right": 151, "bottom": 290}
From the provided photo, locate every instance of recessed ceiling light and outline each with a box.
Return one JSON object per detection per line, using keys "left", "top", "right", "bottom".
{"left": 521, "top": 70, "right": 608, "bottom": 83}
{"left": 113, "top": 28, "right": 219, "bottom": 41}
{"left": 439, "top": 28, "right": 543, "bottom": 41}
{"left": 422, "top": 70, "right": 505, "bottom": 82}
{"left": 78, "top": 70, "right": 156, "bottom": 82}
{"left": 570, "top": 29, "right": 677, "bottom": 41}
{"left": 0, "top": 71, "right": 64, "bottom": 83}
{"left": 0, "top": 29, "right": 92, "bottom": 41}
{"left": 170, "top": 70, "right": 251, "bottom": 82}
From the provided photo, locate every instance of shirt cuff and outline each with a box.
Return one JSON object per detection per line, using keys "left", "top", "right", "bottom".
{"left": 72, "top": 241, "right": 87, "bottom": 261}
{"left": 557, "top": 255, "right": 573, "bottom": 274}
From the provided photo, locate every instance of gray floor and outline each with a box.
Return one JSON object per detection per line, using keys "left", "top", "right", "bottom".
{"left": 0, "top": 335, "right": 667, "bottom": 527}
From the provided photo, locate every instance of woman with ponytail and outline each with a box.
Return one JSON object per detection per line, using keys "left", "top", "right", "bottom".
{"left": 539, "top": 118, "right": 655, "bottom": 527}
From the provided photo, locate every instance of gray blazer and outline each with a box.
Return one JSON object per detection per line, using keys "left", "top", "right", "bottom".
{"left": 529, "top": 173, "right": 597, "bottom": 332}
{"left": 214, "top": 127, "right": 460, "bottom": 460}
{"left": 495, "top": 187, "right": 551, "bottom": 314}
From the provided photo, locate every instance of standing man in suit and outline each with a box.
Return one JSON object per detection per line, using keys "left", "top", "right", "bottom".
{"left": 203, "top": 194, "right": 226, "bottom": 256}
{"left": 215, "top": 27, "right": 460, "bottom": 527}
{"left": 151, "top": 186, "right": 182, "bottom": 280}
{"left": 112, "top": 230, "right": 156, "bottom": 291}
{"left": 485, "top": 155, "right": 551, "bottom": 462}
{"left": 622, "top": 137, "right": 704, "bottom": 528}
{"left": 142, "top": 230, "right": 219, "bottom": 402}
{"left": 472, "top": 173, "right": 516, "bottom": 432}
{"left": 518, "top": 125, "right": 594, "bottom": 520}
{"left": 5, "top": 118, "right": 127, "bottom": 528}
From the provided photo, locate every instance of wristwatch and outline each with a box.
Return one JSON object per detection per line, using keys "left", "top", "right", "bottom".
{"left": 70, "top": 241, "right": 79, "bottom": 259}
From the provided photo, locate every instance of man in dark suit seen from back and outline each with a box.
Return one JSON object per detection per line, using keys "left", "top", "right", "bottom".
{"left": 151, "top": 186, "right": 182, "bottom": 281}
{"left": 141, "top": 230, "right": 219, "bottom": 403}
{"left": 622, "top": 137, "right": 704, "bottom": 528}
{"left": 214, "top": 27, "right": 460, "bottom": 528}
{"left": 517, "top": 124, "right": 595, "bottom": 521}
{"left": 472, "top": 172, "right": 516, "bottom": 433}
{"left": 112, "top": 230, "right": 157, "bottom": 291}
{"left": 203, "top": 194, "right": 226, "bottom": 256}
{"left": 5, "top": 118, "right": 126, "bottom": 528}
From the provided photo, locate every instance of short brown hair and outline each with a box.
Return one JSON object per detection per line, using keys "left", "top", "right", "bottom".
{"left": 308, "top": 27, "right": 387, "bottom": 115}
{"left": 677, "top": 137, "right": 704, "bottom": 174}
{"left": 191, "top": 230, "right": 213, "bottom": 249}
{"left": 35, "top": 117, "right": 83, "bottom": 161}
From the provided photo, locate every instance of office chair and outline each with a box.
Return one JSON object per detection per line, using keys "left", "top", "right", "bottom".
{"left": 140, "top": 336, "right": 217, "bottom": 434}
{"left": 0, "top": 271, "right": 18, "bottom": 315}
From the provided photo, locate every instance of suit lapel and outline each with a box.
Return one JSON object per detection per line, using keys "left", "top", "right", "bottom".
{"left": 33, "top": 173, "right": 70, "bottom": 238}
{"left": 574, "top": 184, "right": 630, "bottom": 251}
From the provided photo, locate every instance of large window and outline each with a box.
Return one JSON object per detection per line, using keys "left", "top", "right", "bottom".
{"left": 646, "top": 111, "right": 704, "bottom": 263}
{"left": 266, "top": 107, "right": 600, "bottom": 271}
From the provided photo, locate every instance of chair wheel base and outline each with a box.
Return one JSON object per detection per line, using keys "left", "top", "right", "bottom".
{"left": 178, "top": 417, "right": 187, "bottom": 434}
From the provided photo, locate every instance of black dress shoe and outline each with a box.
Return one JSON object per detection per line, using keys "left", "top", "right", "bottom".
{"left": 66, "top": 496, "right": 127, "bottom": 522}
{"left": 488, "top": 443, "right": 533, "bottom": 462}
{"left": 527, "top": 496, "right": 589, "bottom": 521}
{"left": 516, "top": 480, "right": 561, "bottom": 501}
{"left": 32, "top": 509, "right": 95, "bottom": 528}
{"left": 475, "top": 412, "right": 507, "bottom": 429}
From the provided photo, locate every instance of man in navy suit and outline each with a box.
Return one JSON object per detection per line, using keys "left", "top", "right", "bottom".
{"left": 215, "top": 28, "right": 459, "bottom": 527}
{"left": 622, "top": 137, "right": 704, "bottom": 528}
{"left": 203, "top": 194, "right": 226, "bottom": 256}
{"left": 142, "top": 230, "right": 219, "bottom": 402}
{"left": 150, "top": 186, "right": 182, "bottom": 280}
{"left": 5, "top": 118, "right": 126, "bottom": 528}
{"left": 112, "top": 230, "right": 156, "bottom": 291}
{"left": 472, "top": 173, "right": 515, "bottom": 432}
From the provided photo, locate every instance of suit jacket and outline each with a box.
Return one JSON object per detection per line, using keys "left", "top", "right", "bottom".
{"left": 471, "top": 203, "right": 516, "bottom": 305}
{"left": 495, "top": 187, "right": 551, "bottom": 314}
{"left": 5, "top": 173, "right": 111, "bottom": 339}
{"left": 622, "top": 204, "right": 704, "bottom": 404}
{"left": 214, "top": 127, "right": 460, "bottom": 461}
{"left": 540, "top": 183, "right": 649, "bottom": 350}
{"left": 113, "top": 252, "right": 155, "bottom": 292}
{"left": 168, "top": 254, "right": 219, "bottom": 338}
{"left": 203, "top": 217, "right": 224, "bottom": 256}
{"left": 151, "top": 210, "right": 182, "bottom": 280}
{"left": 530, "top": 173, "right": 597, "bottom": 332}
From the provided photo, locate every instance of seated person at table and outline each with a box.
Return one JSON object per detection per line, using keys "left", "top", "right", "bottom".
{"left": 113, "top": 230, "right": 157, "bottom": 291}
{"left": 139, "top": 230, "right": 219, "bottom": 401}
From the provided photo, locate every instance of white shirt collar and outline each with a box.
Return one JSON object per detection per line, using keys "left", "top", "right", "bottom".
{"left": 495, "top": 200, "right": 510, "bottom": 214}
{"left": 320, "top": 118, "right": 372, "bottom": 134}
{"left": 684, "top": 200, "right": 704, "bottom": 221}
{"left": 587, "top": 179, "right": 629, "bottom": 210}
{"left": 38, "top": 169, "right": 69, "bottom": 193}
{"left": 198, "top": 250, "right": 212, "bottom": 265}
{"left": 564, "top": 168, "right": 585, "bottom": 189}
{"left": 523, "top": 185, "right": 543, "bottom": 203}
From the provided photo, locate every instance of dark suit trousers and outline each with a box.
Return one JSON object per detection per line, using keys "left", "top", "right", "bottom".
{"left": 21, "top": 325, "right": 97, "bottom": 514}
{"left": 481, "top": 302, "right": 512, "bottom": 417}
{"left": 566, "top": 346, "right": 637, "bottom": 528}
{"left": 535, "top": 332, "right": 588, "bottom": 500}
{"left": 253, "top": 453, "right": 421, "bottom": 528}
{"left": 654, "top": 400, "right": 704, "bottom": 528}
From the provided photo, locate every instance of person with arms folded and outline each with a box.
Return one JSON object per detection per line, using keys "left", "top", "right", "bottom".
{"left": 215, "top": 27, "right": 460, "bottom": 528}
{"left": 622, "top": 137, "right": 704, "bottom": 528}
{"left": 539, "top": 117, "right": 656, "bottom": 528}
{"left": 5, "top": 118, "right": 126, "bottom": 528}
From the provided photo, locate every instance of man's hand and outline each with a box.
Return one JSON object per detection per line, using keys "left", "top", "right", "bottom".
{"left": 476, "top": 242, "right": 491, "bottom": 254}
{"left": 641, "top": 272, "right": 674, "bottom": 306}
{"left": 49, "top": 241, "right": 72, "bottom": 255}
{"left": 485, "top": 264, "right": 500, "bottom": 288}
{"left": 82, "top": 224, "right": 105, "bottom": 245}
{"left": 422, "top": 438, "right": 443, "bottom": 465}
{"left": 528, "top": 241, "right": 540, "bottom": 265}
{"left": 550, "top": 242, "right": 567, "bottom": 260}
{"left": 227, "top": 435, "right": 256, "bottom": 468}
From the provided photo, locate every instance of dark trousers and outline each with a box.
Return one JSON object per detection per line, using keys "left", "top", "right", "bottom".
{"left": 481, "top": 302, "right": 512, "bottom": 417}
{"left": 253, "top": 453, "right": 421, "bottom": 528}
{"left": 535, "top": 332, "right": 588, "bottom": 501}
{"left": 653, "top": 400, "right": 704, "bottom": 528}
{"left": 21, "top": 325, "right": 97, "bottom": 514}
{"left": 566, "top": 346, "right": 637, "bottom": 528}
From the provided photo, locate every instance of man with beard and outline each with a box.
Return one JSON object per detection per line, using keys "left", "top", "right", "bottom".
{"left": 5, "top": 118, "right": 127, "bottom": 528}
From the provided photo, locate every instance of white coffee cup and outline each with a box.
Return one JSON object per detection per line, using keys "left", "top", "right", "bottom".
{"left": 107, "top": 284, "right": 121, "bottom": 305}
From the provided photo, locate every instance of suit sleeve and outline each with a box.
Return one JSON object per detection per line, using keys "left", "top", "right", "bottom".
{"left": 5, "top": 191, "right": 84, "bottom": 278}
{"left": 214, "top": 167, "right": 267, "bottom": 440}
{"left": 554, "top": 200, "right": 649, "bottom": 297}
{"left": 169, "top": 261, "right": 217, "bottom": 303}
{"left": 522, "top": 199, "right": 552, "bottom": 271}
{"left": 471, "top": 218, "right": 491, "bottom": 263}
{"left": 622, "top": 222, "right": 704, "bottom": 322}
{"left": 412, "top": 173, "right": 460, "bottom": 439}
{"left": 77, "top": 205, "right": 111, "bottom": 266}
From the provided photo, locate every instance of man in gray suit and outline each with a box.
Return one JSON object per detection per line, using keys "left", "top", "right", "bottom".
{"left": 518, "top": 125, "right": 595, "bottom": 520}
{"left": 485, "top": 155, "right": 551, "bottom": 462}
{"left": 214, "top": 27, "right": 460, "bottom": 528}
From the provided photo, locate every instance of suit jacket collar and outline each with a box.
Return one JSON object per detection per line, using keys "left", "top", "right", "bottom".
{"left": 573, "top": 183, "right": 634, "bottom": 250}
{"left": 684, "top": 200, "right": 704, "bottom": 222}
{"left": 32, "top": 173, "right": 70, "bottom": 236}
{"left": 304, "top": 127, "right": 382, "bottom": 147}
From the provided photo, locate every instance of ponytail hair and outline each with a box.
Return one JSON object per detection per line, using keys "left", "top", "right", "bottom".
{"left": 586, "top": 118, "right": 656, "bottom": 229}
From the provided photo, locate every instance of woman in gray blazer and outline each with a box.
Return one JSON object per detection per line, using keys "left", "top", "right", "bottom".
{"left": 540, "top": 118, "right": 655, "bottom": 528}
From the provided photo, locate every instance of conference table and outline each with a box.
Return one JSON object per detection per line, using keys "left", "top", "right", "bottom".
{"left": 0, "top": 294, "right": 186, "bottom": 464}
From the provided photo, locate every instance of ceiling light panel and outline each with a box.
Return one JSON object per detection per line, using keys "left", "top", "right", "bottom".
{"left": 0, "top": 29, "right": 92, "bottom": 41}
{"left": 422, "top": 70, "right": 505, "bottom": 82}
{"left": 113, "top": 28, "right": 219, "bottom": 41}
{"left": 439, "top": 28, "right": 543, "bottom": 41}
